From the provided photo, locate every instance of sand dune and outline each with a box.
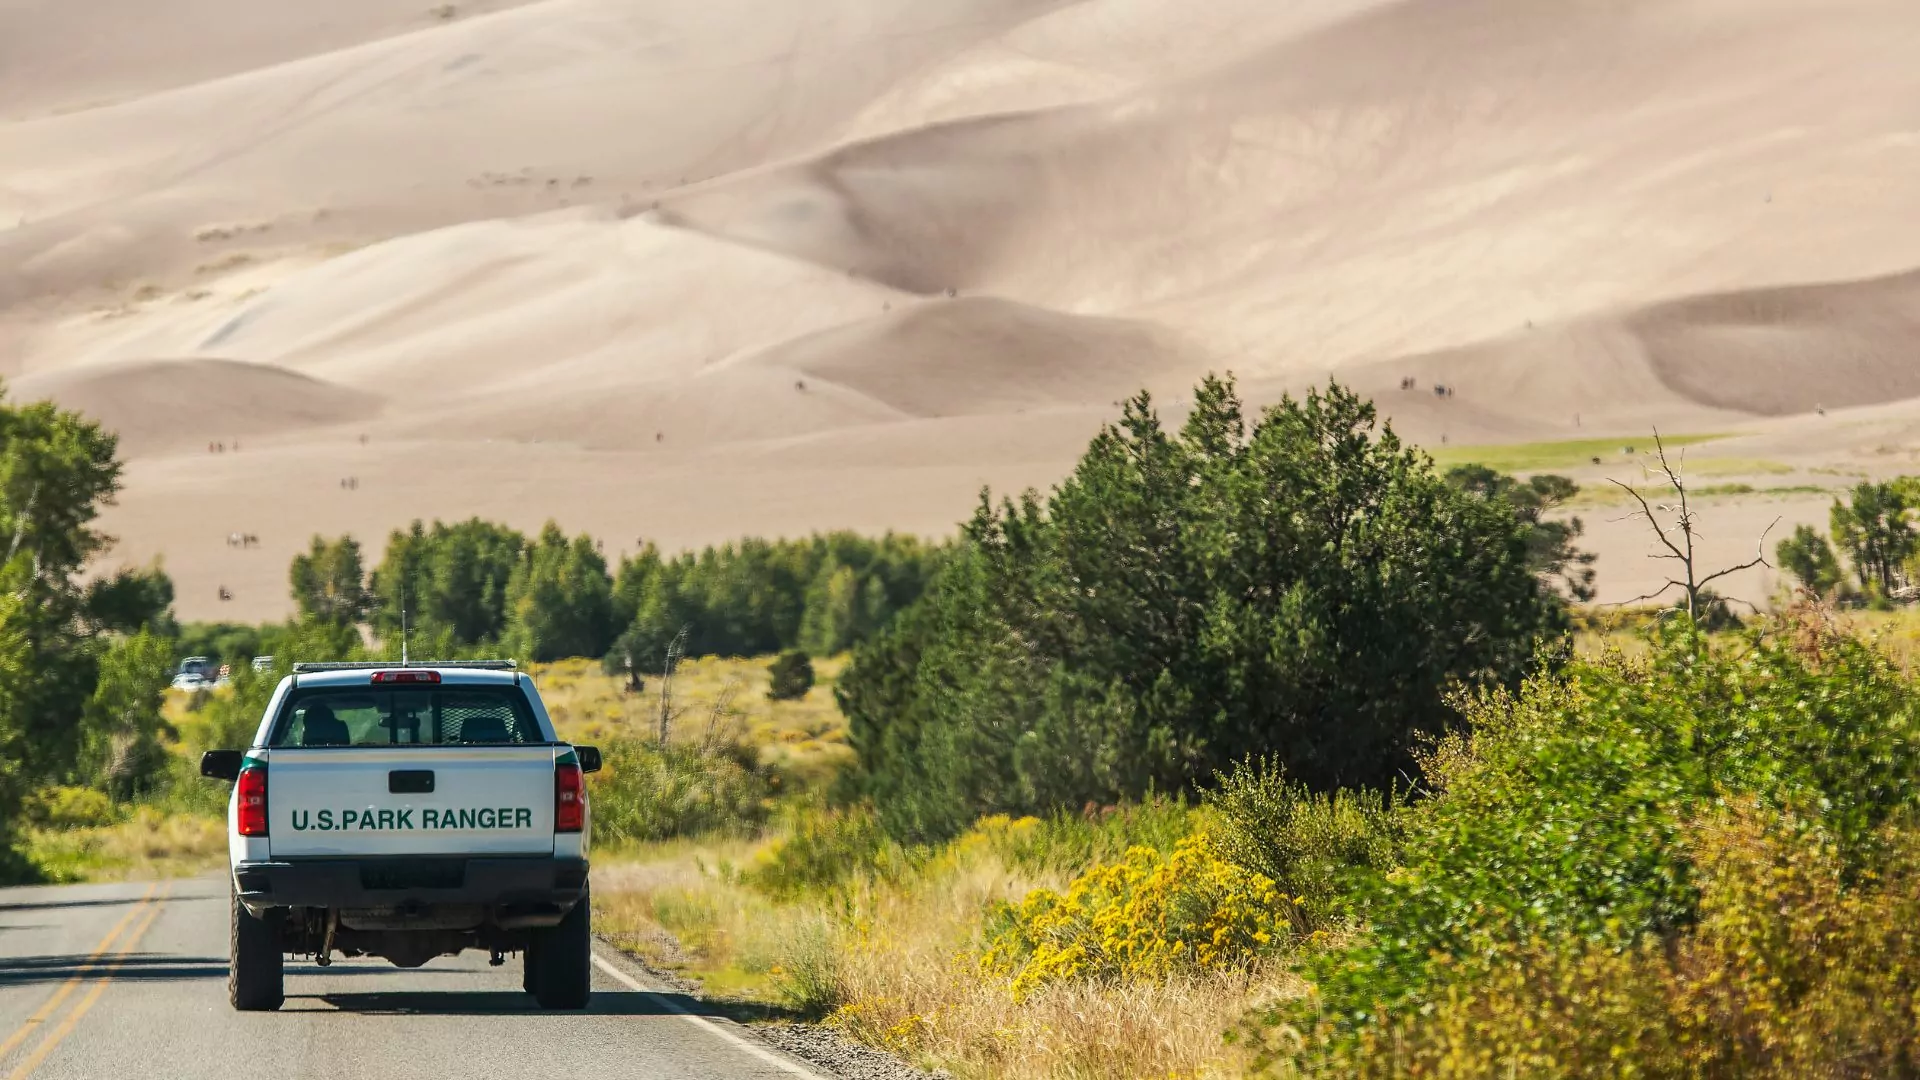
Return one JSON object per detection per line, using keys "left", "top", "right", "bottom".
{"left": 9, "top": 359, "right": 376, "bottom": 457}
{"left": 739, "top": 297, "right": 1193, "bottom": 416}
{"left": 9, "top": 0, "right": 1920, "bottom": 619}
{"left": 1634, "top": 271, "right": 1920, "bottom": 416}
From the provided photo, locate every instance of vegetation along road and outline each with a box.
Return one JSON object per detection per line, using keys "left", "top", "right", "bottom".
{"left": 0, "top": 876, "right": 825, "bottom": 1079}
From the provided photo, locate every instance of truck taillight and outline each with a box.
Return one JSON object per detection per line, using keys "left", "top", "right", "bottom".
{"left": 555, "top": 762, "right": 584, "bottom": 833}
{"left": 371, "top": 670, "right": 440, "bottom": 684}
{"left": 236, "top": 764, "right": 269, "bottom": 837}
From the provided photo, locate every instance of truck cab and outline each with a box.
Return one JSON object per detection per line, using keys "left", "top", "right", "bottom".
{"left": 200, "top": 661, "right": 601, "bottom": 1012}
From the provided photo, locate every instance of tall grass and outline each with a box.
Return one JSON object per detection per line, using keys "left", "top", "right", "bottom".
{"left": 591, "top": 807, "right": 1277, "bottom": 1080}
{"left": 24, "top": 808, "right": 225, "bottom": 883}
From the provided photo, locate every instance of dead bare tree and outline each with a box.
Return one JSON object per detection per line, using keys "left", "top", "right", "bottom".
{"left": 1609, "top": 430, "right": 1779, "bottom": 623}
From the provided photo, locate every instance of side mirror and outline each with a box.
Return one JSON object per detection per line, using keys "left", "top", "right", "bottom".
{"left": 201, "top": 749, "right": 243, "bottom": 782}
{"left": 576, "top": 746, "right": 602, "bottom": 775}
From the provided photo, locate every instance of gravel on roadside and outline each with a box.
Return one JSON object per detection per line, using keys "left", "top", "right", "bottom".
{"left": 597, "top": 935, "right": 949, "bottom": 1080}
{"left": 757, "top": 1022, "right": 951, "bottom": 1080}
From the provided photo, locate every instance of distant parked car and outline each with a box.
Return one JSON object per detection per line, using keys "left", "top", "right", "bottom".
{"left": 171, "top": 673, "right": 212, "bottom": 691}
{"left": 251, "top": 656, "right": 274, "bottom": 672}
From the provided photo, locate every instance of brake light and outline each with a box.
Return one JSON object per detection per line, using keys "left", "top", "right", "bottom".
{"left": 555, "top": 763, "right": 585, "bottom": 833}
{"left": 236, "top": 764, "right": 269, "bottom": 837}
{"left": 371, "top": 670, "right": 440, "bottom": 684}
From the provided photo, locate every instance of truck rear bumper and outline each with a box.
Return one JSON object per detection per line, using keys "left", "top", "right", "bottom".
{"left": 234, "top": 855, "right": 589, "bottom": 911}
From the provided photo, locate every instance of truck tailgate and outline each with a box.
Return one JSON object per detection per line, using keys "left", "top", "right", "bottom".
{"left": 264, "top": 746, "right": 557, "bottom": 858}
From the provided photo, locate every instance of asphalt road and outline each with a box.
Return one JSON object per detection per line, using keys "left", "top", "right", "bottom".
{"left": 0, "top": 875, "right": 826, "bottom": 1080}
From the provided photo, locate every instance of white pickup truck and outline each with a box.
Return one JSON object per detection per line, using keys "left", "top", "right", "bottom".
{"left": 199, "top": 661, "right": 602, "bottom": 1012}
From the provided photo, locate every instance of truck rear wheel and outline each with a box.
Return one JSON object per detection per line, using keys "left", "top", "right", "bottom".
{"left": 529, "top": 891, "right": 590, "bottom": 1010}
{"left": 229, "top": 886, "right": 284, "bottom": 1012}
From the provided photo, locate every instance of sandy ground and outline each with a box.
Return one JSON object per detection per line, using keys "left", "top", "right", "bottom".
{"left": 5, "top": 0, "right": 1920, "bottom": 622}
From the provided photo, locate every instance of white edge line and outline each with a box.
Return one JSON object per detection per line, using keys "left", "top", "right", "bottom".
{"left": 590, "top": 950, "right": 829, "bottom": 1079}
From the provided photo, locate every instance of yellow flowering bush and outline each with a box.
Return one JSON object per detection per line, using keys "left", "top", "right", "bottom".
{"left": 980, "top": 830, "right": 1288, "bottom": 999}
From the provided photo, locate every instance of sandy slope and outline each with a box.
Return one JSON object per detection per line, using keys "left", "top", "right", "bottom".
{"left": 5, "top": 0, "right": 1920, "bottom": 620}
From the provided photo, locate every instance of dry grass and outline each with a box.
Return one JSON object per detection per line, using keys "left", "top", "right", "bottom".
{"left": 532, "top": 655, "right": 853, "bottom": 788}
{"left": 1573, "top": 604, "right": 1920, "bottom": 669}
{"left": 24, "top": 809, "right": 226, "bottom": 883}
{"left": 593, "top": 834, "right": 1272, "bottom": 1080}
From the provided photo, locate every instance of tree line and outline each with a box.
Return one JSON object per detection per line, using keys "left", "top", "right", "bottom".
{"left": 267, "top": 522, "right": 947, "bottom": 669}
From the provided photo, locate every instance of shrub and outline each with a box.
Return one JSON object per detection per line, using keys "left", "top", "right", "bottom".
{"left": 23, "top": 805, "right": 225, "bottom": 883}
{"left": 745, "top": 805, "right": 903, "bottom": 900}
{"left": 1276, "top": 801, "right": 1920, "bottom": 1078}
{"left": 979, "top": 830, "right": 1287, "bottom": 1000}
{"left": 587, "top": 738, "right": 772, "bottom": 844}
{"left": 23, "top": 786, "right": 118, "bottom": 829}
{"left": 1206, "top": 757, "right": 1401, "bottom": 932}
{"left": 767, "top": 910, "right": 849, "bottom": 1017}
{"left": 965, "top": 797, "right": 1196, "bottom": 879}
{"left": 767, "top": 650, "right": 814, "bottom": 701}
{"left": 1278, "top": 611, "right": 1920, "bottom": 1065}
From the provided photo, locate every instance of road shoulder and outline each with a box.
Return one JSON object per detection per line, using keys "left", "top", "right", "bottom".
{"left": 590, "top": 937, "right": 948, "bottom": 1080}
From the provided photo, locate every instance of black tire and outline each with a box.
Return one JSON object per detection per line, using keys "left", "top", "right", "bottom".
{"left": 229, "top": 886, "right": 285, "bottom": 1012}
{"left": 521, "top": 942, "right": 539, "bottom": 995}
{"left": 530, "top": 891, "right": 590, "bottom": 1010}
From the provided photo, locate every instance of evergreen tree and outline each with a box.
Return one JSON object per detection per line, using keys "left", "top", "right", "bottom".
{"left": 1777, "top": 524, "right": 1845, "bottom": 598}
{"left": 1444, "top": 466, "right": 1597, "bottom": 602}
{"left": 289, "top": 535, "right": 371, "bottom": 626}
{"left": 504, "top": 523, "right": 616, "bottom": 662}
{"left": 840, "top": 377, "right": 1567, "bottom": 842}
{"left": 798, "top": 560, "right": 861, "bottom": 655}
{"left": 370, "top": 518, "right": 525, "bottom": 646}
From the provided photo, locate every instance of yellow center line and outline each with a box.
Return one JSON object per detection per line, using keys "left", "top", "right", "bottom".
{"left": 4, "top": 882, "right": 174, "bottom": 1080}
{"left": 0, "top": 883, "right": 158, "bottom": 1064}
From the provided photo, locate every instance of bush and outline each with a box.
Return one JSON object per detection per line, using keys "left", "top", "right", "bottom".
{"left": 767, "top": 650, "right": 814, "bottom": 701}
{"left": 23, "top": 786, "right": 118, "bottom": 829}
{"left": 979, "top": 830, "right": 1287, "bottom": 1000}
{"left": 1206, "top": 757, "right": 1401, "bottom": 932}
{"left": 766, "top": 910, "right": 849, "bottom": 1017}
{"left": 587, "top": 738, "right": 772, "bottom": 844}
{"left": 1278, "top": 801, "right": 1920, "bottom": 1078}
{"left": 1278, "top": 610, "right": 1920, "bottom": 1066}
{"left": 745, "top": 805, "right": 903, "bottom": 900}
{"left": 962, "top": 798, "right": 1196, "bottom": 879}
{"left": 840, "top": 377, "right": 1570, "bottom": 843}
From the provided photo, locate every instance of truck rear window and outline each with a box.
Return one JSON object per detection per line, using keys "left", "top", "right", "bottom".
{"left": 268, "top": 685, "right": 543, "bottom": 747}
